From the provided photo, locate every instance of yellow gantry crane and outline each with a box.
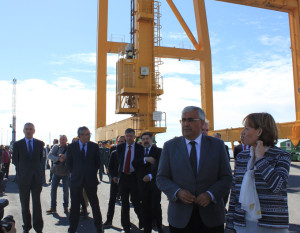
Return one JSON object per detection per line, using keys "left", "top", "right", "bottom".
{"left": 213, "top": 0, "right": 300, "bottom": 148}
{"left": 95, "top": 0, "right": 213, "bottom": 141}
{"left": 96, "top": 0, "right": 300, "bottom": 147}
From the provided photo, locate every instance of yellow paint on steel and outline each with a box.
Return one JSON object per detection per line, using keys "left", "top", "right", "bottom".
{"left": 96, "top": 0, "right": 108, "bottom": 128}
{"left": 194, "top": 0, "right": 214, "bottom": 130}
{"left": 166, "top": 0, "right": 201, "bottom": 50}
{"left": 96, "top": 0, "right": 214, "bottom": 141}
{"left": 216, "top": 0, "right": 298, "bottom": 12}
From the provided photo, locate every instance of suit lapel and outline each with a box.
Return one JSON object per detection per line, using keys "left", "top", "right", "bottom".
{"left": 22, "top": 138, "right": 31, "bottom": 158}
{"left": 178, "top": 137, "right": 193, "bottom": 174}
{"left": 198, "top": 135, "right": 209, "bottom": 175}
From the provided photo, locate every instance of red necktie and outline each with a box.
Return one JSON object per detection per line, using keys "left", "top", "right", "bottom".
{"left": 243, "top": 145, "right": 246, "bottom": 150}
{"left": 124, "top": 145, "right": 132, "bottom": 174}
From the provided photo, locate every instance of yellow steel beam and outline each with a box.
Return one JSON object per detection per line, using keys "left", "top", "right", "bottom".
{"left": 107, "top": 41, "right": 204, "bottom": 60}
{"left": 96, "top": 0, "right": 108, "bottom": 128}
{"left": 155, "top": 46, "right": 204, "bottom": 60}
{"left": 166, "top": 0, "right": 201, "bottom": 50}
{"left": 212, "top": 121, "right": 300, "bottom": 146}
{"left": 289, "top": 5, "right": 300, "bottom": 121}
{"left": 194, "top": 0, "right": 214, "bottom": 130}
{"left": 216, "top": 0, "right": 298, "bottom": 12}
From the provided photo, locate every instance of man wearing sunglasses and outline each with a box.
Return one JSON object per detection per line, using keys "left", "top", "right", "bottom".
{"left": 157, "top": 106, "right": 232, "bottom": 233}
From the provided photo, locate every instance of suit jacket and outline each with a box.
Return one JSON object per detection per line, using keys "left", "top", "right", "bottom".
{"left": 234, "top": 144, "right": 243, "bottom": 159}
{"left": 12, "top": 138, "right": 44, "bottom": 186}
{"left": 66, "top": 141, "right": 100, "bottom": 187}
{"left": 111, "top": 142, "right": 144, "bottom": 179}
{"left": 156, "top": 135, "right": 232, "bottom": 228}
{"left": 132, "top": 145, "right": 161, "bottom": 183}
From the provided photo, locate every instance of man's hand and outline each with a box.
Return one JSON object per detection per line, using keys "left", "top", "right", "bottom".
{"left": 59, "top": 154, "right": 66, "bottom": 162}
{"left": 143, "top": 175, "right": 151, "bottom": 182}
{"left": 177, "top": 189, "right": 196, "bottom": 204}
{"left": 1, "top": 222, "right": 16, "bottom": 233}
{"left": 112, "top": 177, "right": 118, "bottom": 184}
{"left": 195, "top": 192, "right": 212, "bottom": 207}
{"left": 145, "top": 157, "right": 156, "bottom": 164}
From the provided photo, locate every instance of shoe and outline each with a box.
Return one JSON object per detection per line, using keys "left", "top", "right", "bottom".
{"left": 157, "top": 226, "right": 164, "bottom": 233}
{"left": 80, "top": 209, "right": 88, "bottom": 219}
{"left": 139, "top": 222, "right": 144, "bottom": 230}
{"left": 46, "top": 207, "right": 56, "bottom": 214}
{"left": 64, "top": 207, "right": 69, "bottom": 214}
{"left": 23, "top": 230, "right": 29, "bottom": 233}
{"left": 103, "top": 220, "right": 112, "bottom": 226}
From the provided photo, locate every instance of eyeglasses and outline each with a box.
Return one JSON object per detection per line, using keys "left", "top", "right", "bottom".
{"left": 180, "top": 118, "right": 202, "bottom": 123}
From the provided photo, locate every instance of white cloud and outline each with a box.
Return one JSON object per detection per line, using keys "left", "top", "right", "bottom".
{"left": 259, "top": 35, "right": 290, "bottom": 48}
{"left": 0, "top": 56, "right": 294, "bottom": 148}
{"left": 160, "top": 59, "right": 200, "bottom": 75}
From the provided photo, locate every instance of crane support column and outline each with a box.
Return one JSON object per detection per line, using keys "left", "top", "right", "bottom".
{"left": 96, "top": 0, "right": 108, "bottom": 128}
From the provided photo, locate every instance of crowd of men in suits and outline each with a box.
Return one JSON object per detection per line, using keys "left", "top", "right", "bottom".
{"left": 11, "top": 105, "right": 235, "bottom": 233}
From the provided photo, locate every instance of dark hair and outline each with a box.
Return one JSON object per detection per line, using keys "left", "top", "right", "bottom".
{"left": 243, "top": 113, "right": 278, "bottom": 147}
{"left": 141, "top": 132, "right": 153, "bottom": 139}
{"left": 77, "top": 126, "right": 89, "bottom": 137}
{"left": 125, "top": 128, "right": 135, "bottom": 135}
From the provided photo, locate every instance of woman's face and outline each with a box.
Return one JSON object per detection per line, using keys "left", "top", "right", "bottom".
{"left": 241, "top": 120, "right": 262, "bottom": 146}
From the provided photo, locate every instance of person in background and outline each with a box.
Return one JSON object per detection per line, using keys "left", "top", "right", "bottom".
{"left": 67, "top": 126, "right": 103, "bottom": 233}
{"left": 213, "top": 133, "right": 230, "bottom": 161}
{"left": 137, "top": 132, "right": 163, "bottom": 233}
{"left": 111, "top": 128, "right": 143, "bottom": 233}
{"left": 103, "top": 135, "right": 125, "bottom": 227}
{"left": 201, "top": 120, "right": 209, "bottom": 136}
{"left": 46, "top": 135, "right": 69, "bottom": 214}
{"left": 226, "top": 113, "right": 291, "bottom": 233}
{"left": 2, "top": 146, "right": 11, "bottom": 179}
{"left": 49, "top": 139, "right": 59, "bottom": 183}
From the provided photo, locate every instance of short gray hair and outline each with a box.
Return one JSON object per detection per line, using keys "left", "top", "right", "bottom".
{"left": 24, "top": 122, "right": 35, "bottom": 130}
{"left": 77, "top": 126, "right": 89, "bottom": 137}
{"left": 182, "top": 106, "right": 205, "bottom": 120}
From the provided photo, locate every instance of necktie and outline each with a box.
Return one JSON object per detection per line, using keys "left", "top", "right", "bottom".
{"left": 28, "top": 140, "right": 33, "bottom": 157}
{"left": 145, "top": 148, "right": 149, "bottom": 157}
{"left": 124, "top": 145, "right": 132, "bottom": 174}
{"left": 243, "top": 145, "right": 247, "bottom": 150}
{"left": 189, "top": 141, "right": 197, "bottom": 177}
{"left": 81, "top": 143, "right": 86, "bottom": 159}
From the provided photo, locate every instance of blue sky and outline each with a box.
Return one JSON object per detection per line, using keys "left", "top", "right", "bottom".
{"left": 0, "top": 0, "right": 294, "bottom": 146}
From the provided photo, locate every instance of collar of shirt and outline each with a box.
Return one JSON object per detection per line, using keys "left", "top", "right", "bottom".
{"left": 79, "top": 140, "right": 87, "bottom": 152}
{"left": 184, "top": 134, "right": 202, "bottom": 171}
{"left": 25, "top": 137, "right": 33, "bottom": 151}
{"left": 126, "top": 142, "right": 135, "bottom": 149}
{"left": 184, "top": 134, "right": 202, "bottom": 148}
{"left": 145, "top": 145, "right": 152, "bottom": 154}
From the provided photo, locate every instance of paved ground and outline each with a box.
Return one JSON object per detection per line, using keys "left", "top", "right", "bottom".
{"left": 3, "top": 161, "right": 300, "bottom": 233}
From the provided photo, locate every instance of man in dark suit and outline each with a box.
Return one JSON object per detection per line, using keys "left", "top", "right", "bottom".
{"left": 103, "top": 135, "right": 125, "bottom": 227}
{"left": 157, "top": 106, "right": 232, "bottom": 233}
{"left": 12, "top": 122, "right": 44, "bottom": 233}
{"left": 133, "top": 132, "right": 163, "bottom": 233}
{"left": 66, "top": 126, "right": 103, "bottom": 233}
{"left": 110, "top": 128, "right": 143, "bottom": 233}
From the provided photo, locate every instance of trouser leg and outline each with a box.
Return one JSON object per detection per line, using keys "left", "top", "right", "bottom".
{"left": 84, "top": 184, "right": 102, "bottom": 231}
{"left": 18, "top": 184, "right": 32, "bottom": 231}
{"left": 106, "top": 181, "right": 118, "bottom": 221}
{"left": 69, "top": 186, "right": 82, "bottom": 233}
{"left": 31, "top": 183, "right": 43, "bottom": 232}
